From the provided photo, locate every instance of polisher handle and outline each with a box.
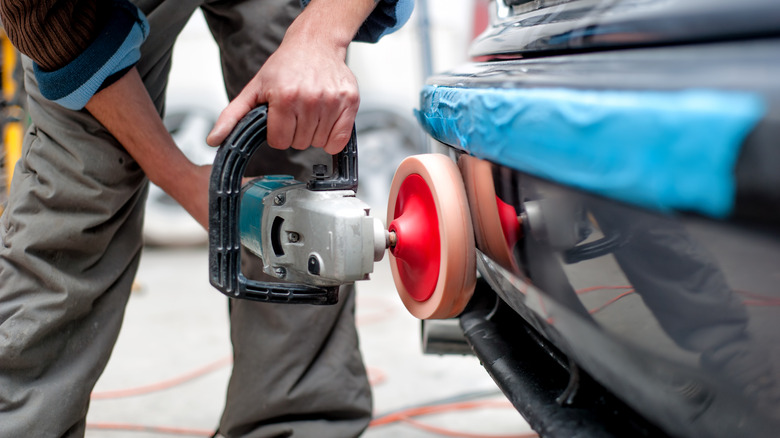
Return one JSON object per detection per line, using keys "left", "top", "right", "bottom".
{"left": 208, "top": 105, "right": 356, "bottom": 304}
{"left": 307, "top": 125, "right": 358, "bottom": 191}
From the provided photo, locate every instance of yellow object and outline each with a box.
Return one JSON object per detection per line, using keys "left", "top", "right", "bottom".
{"left": 2, "top": 29, "right": 24, "bottom": 204}
{"left": 3, "top": 121, "right": 22, "bottom": 185}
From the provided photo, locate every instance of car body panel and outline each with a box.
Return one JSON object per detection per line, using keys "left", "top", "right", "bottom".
{"left": 418, "top": 1, "right": 780, "bottom": 436}
{"left": 472, "top": 0, "right": 780, "bottom": 58}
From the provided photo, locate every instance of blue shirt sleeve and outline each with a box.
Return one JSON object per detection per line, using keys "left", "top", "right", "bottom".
{"left": 33, "top": 0, "right": 149, "bottom": 110}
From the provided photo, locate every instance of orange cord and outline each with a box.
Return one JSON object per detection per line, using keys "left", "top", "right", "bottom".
{"left": 588, "top": 290, "right": 635, "bottom": 315}
{"left": 87, "top": 358, "right": 388, "bottom": 435}
{"left": 401, "top": 416, "right": 538, "bottom": 438}
{"left": 91, "top": 356, "right": 233, "bottom": 400}
{"left": 89, "top": 398, "right": 534, "bottom": 437}
{"left": 86, "top": 422, "right": 213, "bottom": 437}
{"left": 737, "top": 289, "right": 780, "bottom": 306}
{"left": 370, "top": 400, "right": 537, "bottom": 438}
{"left": 90, "top": 354, "right": 384, "bottom": 398}
{"left": 371, "top": 400, "right": 506, "bottom": 427}
{"left": 576, "top": 285, "right": 633, "bottom": 294}
{"left": 575, "top": 285, "right": 780, "bottom": 312}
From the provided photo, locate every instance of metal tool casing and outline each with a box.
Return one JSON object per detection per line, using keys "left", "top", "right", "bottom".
{"left": 241, "top": 177, "right": 385, "bottom": 287}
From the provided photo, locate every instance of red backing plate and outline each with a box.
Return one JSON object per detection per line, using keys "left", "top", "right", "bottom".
{"left": 388, "top": 174, "right": 441, "bottom": 302}
{"left": 387, "top": 154, "right": 476, "bottom": 319}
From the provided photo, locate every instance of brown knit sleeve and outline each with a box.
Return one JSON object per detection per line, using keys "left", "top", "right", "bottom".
{"left": 0, "top": 0, "right": 111, "bottom": 71}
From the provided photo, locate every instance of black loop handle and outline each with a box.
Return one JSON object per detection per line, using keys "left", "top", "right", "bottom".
{"left": 208, "top": 105, "right": 357, "bottom": 304}
{"left": 307, "top": 125, "right": 358, "bottom": 191}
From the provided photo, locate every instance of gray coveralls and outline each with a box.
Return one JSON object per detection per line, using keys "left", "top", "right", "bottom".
{"left": 0, "top": 0, "right": 372, "bottom": 436}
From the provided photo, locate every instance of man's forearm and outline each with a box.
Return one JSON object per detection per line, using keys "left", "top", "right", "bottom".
{"left": 290, "top": 0, "right": 380, "bottom": 52}
{"left": 85, "top": 67, "right": 209, "bottom": 229}
{"left": 206, "top": 0, "right": 381, "bottom": 151}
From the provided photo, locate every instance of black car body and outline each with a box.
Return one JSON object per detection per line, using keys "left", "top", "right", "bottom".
{"left": 415, "top": 1, "right": 780, "bottom": 436}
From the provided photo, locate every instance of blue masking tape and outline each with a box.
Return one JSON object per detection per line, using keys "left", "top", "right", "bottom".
{"left": 416, "top": 85, "right": 766, "bottom": 218}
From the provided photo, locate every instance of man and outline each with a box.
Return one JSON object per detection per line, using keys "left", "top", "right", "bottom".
{"left": 0, "top": 0, "right": 412, "bottom": 436}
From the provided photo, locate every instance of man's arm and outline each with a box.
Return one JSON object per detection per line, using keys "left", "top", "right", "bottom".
{"left": 206, "top": 0, "right": 381, "bottom": 154}
{"left": 85, "top": 0, "right": 383, "bottom": 230}
{"left": 86, "top": 0, "right": 384, "bottom": 230}
{"left": 85, "top": 67, "right": 211, "bottom": 229}
{"left": 1, "top": 0, "right": 209, "bottom": 227}
{"left": 1, "top": 0, "right": 404, "bottom": 232}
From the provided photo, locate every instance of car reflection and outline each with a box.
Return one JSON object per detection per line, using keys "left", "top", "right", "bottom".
{"left": 460, "top": 155, "right": 780, "bottom": 435}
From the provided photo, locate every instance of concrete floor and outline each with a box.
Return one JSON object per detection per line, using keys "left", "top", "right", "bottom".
{"left": 84, "top": 245, "right": 534, "bottom": 437}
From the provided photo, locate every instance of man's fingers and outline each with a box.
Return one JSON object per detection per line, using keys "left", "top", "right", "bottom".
{"left": 211, "top": 99, "right": 357, "bottom": 154}
{"left": 207, "top": 98, "right": 255, "bottom": 147}
{"left": 289, "top": 100, "right": 319, "bottom": 150}
{"left": 311, "top": 106, "right": 339, "bottom": 149}
{"left": 323, "top": 106, "right": 358, "bottom": 155}
{"left": 266, "top": 104, "right": 296, "bottom": 150}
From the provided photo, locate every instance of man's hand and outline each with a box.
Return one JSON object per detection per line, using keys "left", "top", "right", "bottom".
{"left": 206, "top": 30, "right": 358, "bottom": 155}
{"left": 206, "top": 0, "right": 379, "bottom": 155}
